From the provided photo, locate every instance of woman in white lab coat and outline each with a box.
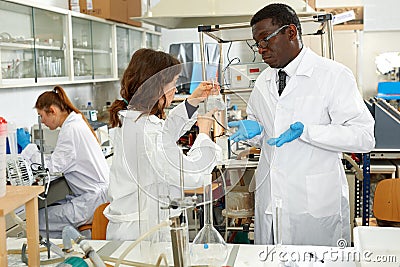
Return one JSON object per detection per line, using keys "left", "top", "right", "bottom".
{"left": 104, "top": 49, "right": 220, "bottom": 240}
{"left": 230, "top": 4, "right": 375, "bottom": 246}
{"left": 20, "top": 86, "right": 109, "bottom": 238}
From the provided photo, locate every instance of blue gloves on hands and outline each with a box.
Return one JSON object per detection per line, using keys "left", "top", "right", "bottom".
{"left": 16, "top": 128, "right": 30, "bottom": 150}
{"left": 228, "top": 120, "right": 263, "bottom": 142}
{"left": 267, "top": 122, "right": 304, "bottom": 147}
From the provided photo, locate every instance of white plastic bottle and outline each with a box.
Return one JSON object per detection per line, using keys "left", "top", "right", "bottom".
{"left": 86, "top": 102, "right": 97, "bottom": 121}
{"left": 0, "top": 117, "right": 8, "bottom": 197}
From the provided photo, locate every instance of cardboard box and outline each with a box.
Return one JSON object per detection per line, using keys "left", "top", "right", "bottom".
{"left": 316, "top": 6, "right": 363, "bottom": 30}
{"left": 127, "top": 0, "right": 142, "bottom": 27}
{"left": 80, "top": 0, "right": 141, "bottom": 27}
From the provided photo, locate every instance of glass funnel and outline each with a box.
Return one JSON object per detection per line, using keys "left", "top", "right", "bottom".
{"left": 190, "top": 174, "right": 228, "bottom": 266}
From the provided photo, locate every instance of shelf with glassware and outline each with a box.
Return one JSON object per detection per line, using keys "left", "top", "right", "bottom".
{"left": 0, "top": 1, "right": 70, "bottom": 86}
{"left": 0, "top": 0, "right": 162, "bottom": 88}
{"left": 70, "top": 15, "right": 114, "bottom": 81}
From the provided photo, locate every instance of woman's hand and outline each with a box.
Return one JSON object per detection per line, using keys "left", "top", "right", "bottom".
{"left": 187, "top": 81, "right": 220, "bottom": 107}
{"left": 197, "top": 108, "right": 217, "bottom": 135}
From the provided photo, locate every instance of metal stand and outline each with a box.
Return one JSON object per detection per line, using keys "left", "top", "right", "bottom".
{"left": 362, "top": 153, "right": 371, "bottom": 226}
{"left": 354, "top": 153, "right": 371, "bottom": 226}
{"left": 37, "top": 115, "right": 51, "bottom": 258}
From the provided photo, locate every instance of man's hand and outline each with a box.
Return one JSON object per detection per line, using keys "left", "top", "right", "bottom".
{"left": 267, "top": 122, "right": 304, "bottom": 147}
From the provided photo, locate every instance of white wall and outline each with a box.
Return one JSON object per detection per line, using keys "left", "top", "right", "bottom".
{"left": 0, "top": 82, "right": 120, "bottom": 129}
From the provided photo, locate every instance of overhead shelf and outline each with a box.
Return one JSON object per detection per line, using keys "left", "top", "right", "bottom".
{"left": 197, "top": 14, "right": 332, "bottom": 43}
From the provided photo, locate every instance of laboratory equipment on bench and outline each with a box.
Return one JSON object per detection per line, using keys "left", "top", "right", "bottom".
{"left": 227, "top": 63, "right": 267, "bottom": 89}
{"left": 190, "top": 174, "right": 228, "bottom": 266}
{"left": 6, "top": 121, "right": 34, "bottom": 186}
{"left": 31, "top": 123, "right": 60, "bottom": 154}
{"left": 81, "top": 102, "right": 98, "bottom": 122}
{"left": 59, "top": 226, "right": 105, "bottom": 267}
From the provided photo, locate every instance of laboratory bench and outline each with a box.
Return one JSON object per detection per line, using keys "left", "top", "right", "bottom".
{"left": 6, "top": 226, "right": 400, "bottom": 266}
{"left": 4, "top": 237, "right": 364, "bottom": 267}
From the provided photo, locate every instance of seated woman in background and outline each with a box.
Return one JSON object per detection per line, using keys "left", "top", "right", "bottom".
{"left": 18, "top": 85, "right": 109, "bottom": 238}
{"left": 104, "top": 48, "right": 221, "bottom": 240}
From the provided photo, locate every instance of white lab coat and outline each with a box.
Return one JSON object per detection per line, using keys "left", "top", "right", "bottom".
{"left": 247, "top": 48, "right": 375, "bottom": 246}
{"left": 104, "top": 102, "right": 221, "bottom": 240}
{"left": 22, "top": 112, "right": 109, "bottom": 238}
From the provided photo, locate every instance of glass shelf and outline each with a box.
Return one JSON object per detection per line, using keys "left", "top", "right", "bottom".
{"left": 0, "top": 0, "right": 162, "bottom": 87}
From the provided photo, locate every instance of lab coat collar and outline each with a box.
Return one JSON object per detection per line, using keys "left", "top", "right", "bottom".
{"left": 264, "top": 46, "right": 313, "bottom": 81}
{"left": 119, "top": 110, "right": 164, "bottom": 126}
{"left": 295, "top": 47, "right": 315, "bottom": 77}
{"left": 62, "top": 111, "right": 79, "bottom": 127}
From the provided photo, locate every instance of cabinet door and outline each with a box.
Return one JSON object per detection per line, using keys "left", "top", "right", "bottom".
{"left": 129, "top": 29, "right": 142, "bottom": 53}
{"left": 116, "top": 27, "right": 129, "bottom": 78}
{"left": 146, "top": 33, "right": 160, "bottom": 50}
{"left": 116, "top": 27, "right": 142, "bottom": 78}
{"left": 92, "top": 21, "right": 113, "bottom": 79}
{"left": 33, "top": 8, "right": 68, "bottom": 81}
{"left": 0, "top": 1, "right": 35, "bottom": 84}
{"left": 72, "top": 17, "right": 93, "bottom": 80}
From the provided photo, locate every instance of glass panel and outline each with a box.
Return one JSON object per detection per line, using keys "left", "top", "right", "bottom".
{"left": 72, "top": 17, "right": 93, "bottom": 79}
{"left": 0, "top": 1, "right": 35, "bottom": 83}
{"left": 116, "top": 27, "right": 143, "bottom": 78}
{"left": 33, "top": 8, "right": 67, "bottom": 79}
{"left": 129, "top": 29, "right": 142, "bottom": 52}
{"left": 116, "top": 27, "right": 129, "bottom": 78}
{"left": 146, "top": 32, "right": 152, "bottom": 48}
{"left": 146, "top": 33, "right": 160, "bottom": 50}
{"left": 92, "top": 21, "right": 112, "bottom": 78}
{"left": 151, "top": 34, "right": 160, "bottom": 50}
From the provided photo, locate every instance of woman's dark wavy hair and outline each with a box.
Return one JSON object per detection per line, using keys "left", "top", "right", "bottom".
{"left": 109, "top": 48, "right": 181, "bottom": 128}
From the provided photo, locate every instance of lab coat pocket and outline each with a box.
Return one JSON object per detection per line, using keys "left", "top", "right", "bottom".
{"left": 293, "top": 96, "right": 324, "bottom": 124}
{"left": 306, "top": 170, "right": 340, "bottom": 218}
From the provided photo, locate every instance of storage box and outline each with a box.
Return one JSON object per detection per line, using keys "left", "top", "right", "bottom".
{"left": 316, "top": 6, "right": 364, "bottom": 30}
{"left": 80, "top": 0, "right": 141, "bottom": 27}
{"left": 127, "top": 0, "right": 142, "bottom": 27}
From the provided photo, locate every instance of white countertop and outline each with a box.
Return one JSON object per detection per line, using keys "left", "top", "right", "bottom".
{"left": 7, "top": 238, "right": 365, "bottom": 267}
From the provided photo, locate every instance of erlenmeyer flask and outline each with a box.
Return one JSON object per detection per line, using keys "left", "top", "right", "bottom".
{"left": 190, "top": 174, "right": 228, "bottom": 266}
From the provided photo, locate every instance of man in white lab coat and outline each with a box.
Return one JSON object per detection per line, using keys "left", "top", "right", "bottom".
{"left": 228, "top": 3, "right": 375, "bottom": 246}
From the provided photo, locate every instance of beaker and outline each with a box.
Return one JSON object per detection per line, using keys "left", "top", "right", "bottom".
{"left": 190, "top": 174, "right": 228, "bottom": 266}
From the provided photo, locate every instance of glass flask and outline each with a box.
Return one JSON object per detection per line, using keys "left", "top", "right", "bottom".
{"left": 190, "top": 174, "right": 228, "bottom": 266}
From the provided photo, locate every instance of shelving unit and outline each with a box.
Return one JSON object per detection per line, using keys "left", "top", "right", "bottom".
{"left": 0, "top": 0, "right": 161, "bottom": 88}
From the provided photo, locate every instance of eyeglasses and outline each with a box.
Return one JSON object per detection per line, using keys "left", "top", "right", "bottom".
{"left": 251, "top": 25, "right": 290, "bottom": 52}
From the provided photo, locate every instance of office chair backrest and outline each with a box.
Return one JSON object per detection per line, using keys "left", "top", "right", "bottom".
{"left": 92, "top": 202, "right": 110, "bottom": 240}
{"left": 374, "top": 179, "right": 400, "bottom": 227}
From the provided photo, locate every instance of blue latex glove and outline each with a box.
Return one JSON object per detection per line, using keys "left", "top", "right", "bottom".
{"left": 16, "top": 128, "right": 30, "bottom": 150}
{"left": 267, "top": 122, "right": 304, "bottom": 147}
{"left": 228, "top": 120, "right": 263, "bottom": 142}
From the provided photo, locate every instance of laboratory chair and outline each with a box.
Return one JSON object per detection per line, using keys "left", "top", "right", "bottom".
{"left": 373, "top": 178, "right": 400, "bottom": 227}
{"left": 78, "top": 202, "right": 110, "bottom": 240}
